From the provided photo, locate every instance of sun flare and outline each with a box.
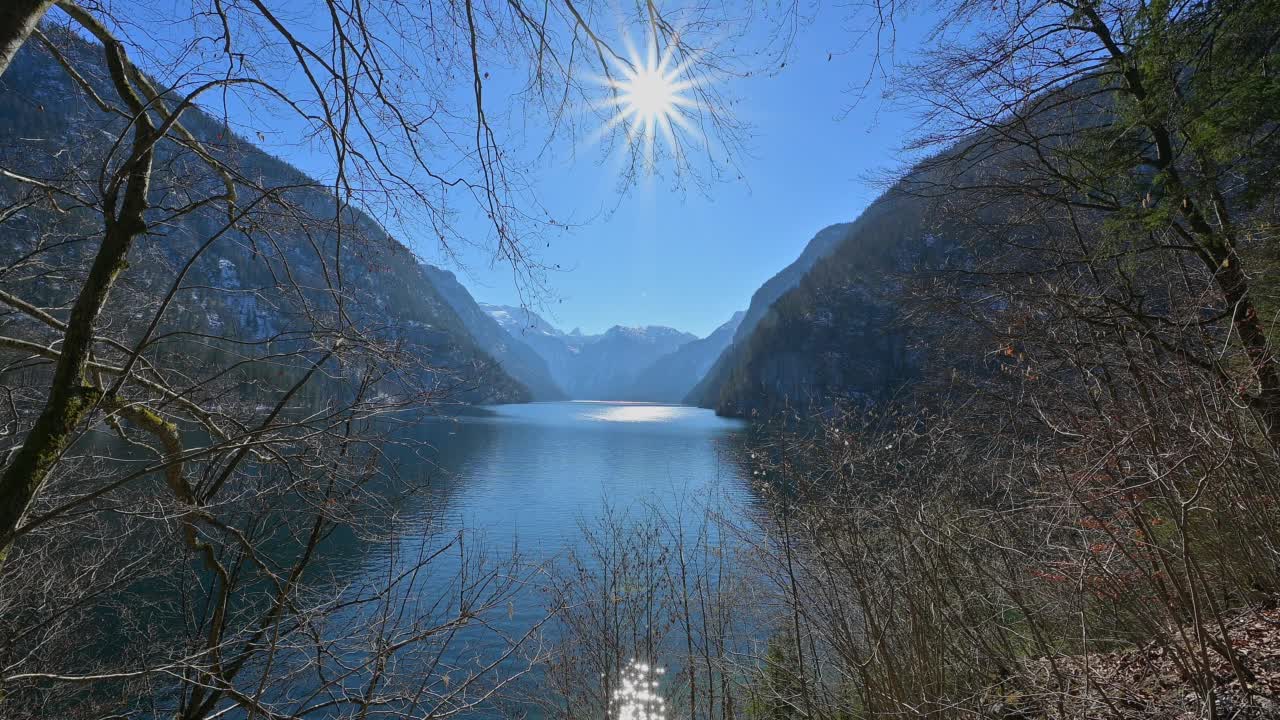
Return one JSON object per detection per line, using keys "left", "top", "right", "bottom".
{"left": 618, "top": 63, "right": 684, "bottom": 125}
{"left": 595, "top": 33, "right": 702, "bottom": 170}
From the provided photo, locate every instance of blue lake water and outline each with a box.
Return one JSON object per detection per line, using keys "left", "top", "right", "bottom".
{"left": 408, "top": 401, "right": 752, "bottom": 549}
{"left": 310, "top": 401, "right": 757, "bottom": 712}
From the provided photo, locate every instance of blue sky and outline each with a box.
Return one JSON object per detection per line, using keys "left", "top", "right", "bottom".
{"left": 120, "top": 0, "right": 938, "bottom": 339}
{"left": 439, "top": 7, "right": 937, "bottom": 337}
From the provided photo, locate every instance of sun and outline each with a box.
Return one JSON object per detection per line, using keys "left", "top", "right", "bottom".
{"left": 595, "top": 32, "right": 702, "bottom": 171}
{"left": 619, "top": 63, "right": 684, "bottom": 126}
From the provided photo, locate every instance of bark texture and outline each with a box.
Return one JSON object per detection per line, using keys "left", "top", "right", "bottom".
{"left": 0, "top": 22, "right": 154, "bottom": 565}
{"left": 0, "top": 0, "right": 54, "bottom": 79}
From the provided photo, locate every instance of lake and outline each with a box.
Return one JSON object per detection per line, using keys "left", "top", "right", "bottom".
{"left": 318, "top": 401, "right": 759, "bottom": 716}
{"left": 411, "top": 401, "right": 750, "bottom": 546}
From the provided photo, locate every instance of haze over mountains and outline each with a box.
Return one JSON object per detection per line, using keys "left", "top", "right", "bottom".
{"left": 479, "top": 304, "right": 721, "bottom": 401}
{"left": 462, "top": 219, "right": 874, "bottom": 409}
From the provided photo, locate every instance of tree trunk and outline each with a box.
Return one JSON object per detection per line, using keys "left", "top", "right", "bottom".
{"left": 0, "top": 0, "right": 54, "bottom": 78}
{"left": 1211, "top": 251, "right": 1280, "bottom": 445}
{"left": 0, "top": 26, "right": 154, "bottom": 567}
{"left": 0, "top": 218, "right": 143, "bottom": 565}
{"left": 1077, "top": 3, "right": 1280, "bottom": 449}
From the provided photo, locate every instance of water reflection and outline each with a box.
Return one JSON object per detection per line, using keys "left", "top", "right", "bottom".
{"left": 383, "top": 401, "right": 750, "bottom": 559}
{"left": 579, "top": 402, "right": 695, "bottom": 423}
{"left": 312, "top": 402, "right": 759, "bottom": 657}
{"left": 95, "top": 402, "right": 761, "bottom": 718}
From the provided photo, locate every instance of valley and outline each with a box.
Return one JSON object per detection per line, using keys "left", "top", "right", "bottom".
{"left": 3, "top": 2, "right": 1279, "bottom": 720}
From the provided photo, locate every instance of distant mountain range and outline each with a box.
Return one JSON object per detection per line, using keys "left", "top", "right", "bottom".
{"left": 419, "top": 269, "right": 567, "bottom": 401}
{"left": 480, "top": 304, "right": 596, "bottom": 398}
{"left": 480, "top": 304, "right": 743, "bottom": 402}
{"left": 621, "top": 311, "right": 744, "bottom": 402}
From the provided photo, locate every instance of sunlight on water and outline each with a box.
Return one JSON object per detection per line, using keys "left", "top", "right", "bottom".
{"left": 614, "top": 660, "right": 666, "bottom": 720}
{"left": 580, "top": 403, "right": 692, "bottom": 423}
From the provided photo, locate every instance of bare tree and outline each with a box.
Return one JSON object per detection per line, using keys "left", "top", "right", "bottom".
{"left": 0, "top": 0, "right": 773, "bottom": 560}
{"left": 879, "top": 0, "right": 1280, "bottom": 445}
{"left": 0, "top": 0, "right": 781, "bottom": 716}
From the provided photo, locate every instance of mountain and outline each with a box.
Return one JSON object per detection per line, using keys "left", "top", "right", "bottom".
{"left": 480, "top": 304, "right": 594, "bottom": 395}
{"left": 687, "top": 190, "right": 946, "bottom": 418}
{"left": 480, "top": 305, "right": 697, "bottom": 400}
{"left": 419, "top": 269, "right": 567, "bottom": 400}
{"left": 570, "top": 325, "right": 698, "bottom": 400}
{"left": 481, "top": 304, "right": 569, "bottom": 339}
{"left": 621, "top": 311, "right": 745, "bottom": 402}
{"left": 732, "top": 223, "right": 855, "bottom": 345}
{"left": 0, "top": 33, "right": 530, "bottom": 405}
{"left": 684, "top": 223, "right": 855, "bottom": 407}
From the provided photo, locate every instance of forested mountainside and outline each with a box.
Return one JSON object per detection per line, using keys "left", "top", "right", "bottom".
{"left": 696, "top": 72, "right": 1280, "bottom": 422}
{"left": 419, "top": 267, "right": 567, "bottom": 400}
{"left": 482, "top": 305, "right": 698, "bottom": 399}
{"left": 620, "top": 311, "right": 743, "bottom": 402}
{"left": 685, "top": 223, "right": 853, "bottom": 407}
{"left": 730, "top": 223, "right": 855, "bottom": 346}
{"left": 0, "top": 35, "right": 528, "bottom": 404}
{"left": 687, "top": 193, "right": 941, "bottom": 417}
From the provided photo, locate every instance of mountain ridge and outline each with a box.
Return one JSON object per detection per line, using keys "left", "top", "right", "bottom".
{"left": 0, "top": 34, "right": 532, "bottom": 405}
{"left": 685, "top": 223, "right": 855, "bottom": 408}
{"left": 621, "top": 311, "right": 745, "bottom": 403}
{"left": 480, "top": 304, "right": 707, "bottom": 400}
{"left": 420, "top": 271, "right": 568, "bottom": 400}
